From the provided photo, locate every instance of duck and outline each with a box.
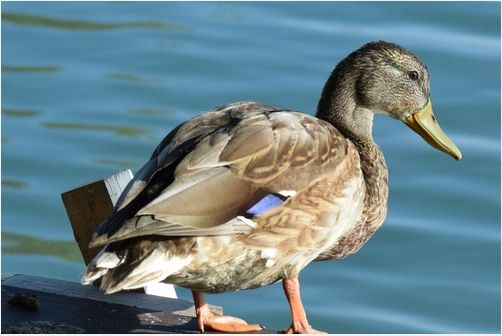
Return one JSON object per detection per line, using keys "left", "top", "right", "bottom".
{"left": 82, "top": 41, "right": 461, "bottom": 334}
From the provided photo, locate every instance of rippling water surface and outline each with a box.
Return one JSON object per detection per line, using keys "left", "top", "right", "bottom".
{"left": 2, "top": 2, "right": 500, "bottom": 333}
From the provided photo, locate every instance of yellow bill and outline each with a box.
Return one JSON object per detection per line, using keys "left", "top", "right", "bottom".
{"left": 405, "top": 101, "right": 462, "bottom": 160}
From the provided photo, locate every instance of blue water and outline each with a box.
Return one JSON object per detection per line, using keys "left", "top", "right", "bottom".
{"left": 2, "top": 2, "right": 500, "bottom": 333}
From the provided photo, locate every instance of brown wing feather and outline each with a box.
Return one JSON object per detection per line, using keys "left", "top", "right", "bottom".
{"left": 90, "top": 101, "right": 350, "bottom": 247}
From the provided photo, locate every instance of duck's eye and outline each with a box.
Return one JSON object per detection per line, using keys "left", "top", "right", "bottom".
{"left": 408, "top": 70, "right": 419, "bottom": 81}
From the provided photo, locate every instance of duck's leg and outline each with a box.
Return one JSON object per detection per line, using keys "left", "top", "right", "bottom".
{"left": 282, "top": 277, "right": 326, "bottom": 334}
{"left": 191, "top": 290, "right": 262, "bottom": 333}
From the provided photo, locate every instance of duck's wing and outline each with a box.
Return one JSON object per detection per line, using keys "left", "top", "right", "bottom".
{"left": 90, "top": 101, "right": 349, "bottom": 247}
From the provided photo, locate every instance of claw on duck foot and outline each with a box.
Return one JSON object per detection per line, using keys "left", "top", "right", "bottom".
{"left": 281, "top": 321, "right": 326, "bottom": 334}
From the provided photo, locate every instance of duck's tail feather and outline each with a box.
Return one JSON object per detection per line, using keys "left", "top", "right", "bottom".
{"left": 81, "top": 239, "right": 192, "bottom": 294}
{"left": 81, "top": 243, "right": 128, "bottom": 286}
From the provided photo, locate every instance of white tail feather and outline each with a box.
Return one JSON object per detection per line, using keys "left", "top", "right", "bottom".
{"left": 100, "top": 250, "right": 192, "bottom": 294}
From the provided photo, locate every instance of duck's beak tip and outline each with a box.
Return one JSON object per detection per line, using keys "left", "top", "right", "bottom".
{"left": 404, "top": 100, "right": 462, "bottom": 162}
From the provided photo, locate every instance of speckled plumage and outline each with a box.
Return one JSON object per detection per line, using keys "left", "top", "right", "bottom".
{"left": 84, "top": 102, "right": 367, "bottom": 293}
{"left": 315, "top": 139, "right": 388, "bottom": 260}
{"left": 81, "top": 40, "right": 461, "bottom": 333}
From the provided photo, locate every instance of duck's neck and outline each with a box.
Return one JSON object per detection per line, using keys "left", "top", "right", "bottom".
{"left": 315, "top": 69, "right": 374, "bottom": 144}
{"left": 316, "top": 73, "right": 388, "bottom": 230}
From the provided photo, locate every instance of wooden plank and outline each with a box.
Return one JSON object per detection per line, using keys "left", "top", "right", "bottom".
{"left": 2, "top": 281, "right": 198, "bottom": 333}
{"left": 2, "top": 275, "right": 277, "bottom": 334}
{"left": 61, "top": 170, "right": 133, "bottom": 264}
{"left": 2, "top": 274, "right": 206, "bottom": 317}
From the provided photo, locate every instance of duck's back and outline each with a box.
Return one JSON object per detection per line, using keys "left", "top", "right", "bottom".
{"left": 90, "top": 102, "right": 356, "bottom": 243}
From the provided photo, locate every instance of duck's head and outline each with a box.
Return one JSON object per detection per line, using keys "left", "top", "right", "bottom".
{"left": 318, "top": 40, "right": 462, "bottom": 160}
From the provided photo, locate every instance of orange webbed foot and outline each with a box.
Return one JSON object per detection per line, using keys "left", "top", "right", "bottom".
{"left": 192, "top": 290, "right": 262, "bottom": 333}
{"left": 201, "top": 314, "right": 262, "bottom": 333}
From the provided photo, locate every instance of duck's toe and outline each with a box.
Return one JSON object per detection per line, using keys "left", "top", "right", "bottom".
{"left": 192, "top": 290, "right": 262, "bottom": 333}
{"left": 281, "top": 322, "right": 326, "bottom": 334}
{"left": 203, "top": 315, "right": 262, "bottom": 333}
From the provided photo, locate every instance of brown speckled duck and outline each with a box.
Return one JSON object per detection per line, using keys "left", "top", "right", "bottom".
{"left": 82, "top": 41, "right": 461, "bottom": 333}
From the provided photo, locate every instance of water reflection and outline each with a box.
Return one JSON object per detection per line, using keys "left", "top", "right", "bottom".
{"left": 109, "top": 73, "right": 141, "bottom": 82}
{"left": 2, "top": 65, "right": 62, "bottom": 73}
{"left": 42, "top": 122, "right": 149, "bottom": 138}
{"left": 2, "top": 231, "right": 81, "bottom": 263}
{"left": 2, "top": 108, "right": 42, "bottom": 118}
{"left": 2, "top": 179, "right": 29, "bottom": 190}
{"left": 2, "top": 12, "right": 183, "bottom": 31}
{"left": 95, "top": 158, "right": 142, "bottom": 170}
{"left": 129, "top": 107, "right": 173, "bottom": 116}
{"left": 108, "top": 73, "right": 164, "bottom": 86}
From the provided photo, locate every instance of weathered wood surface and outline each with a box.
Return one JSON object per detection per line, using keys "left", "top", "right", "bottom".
{"left": 3, "top": 274, "right": 205, "bottom": 316}
{"left": 1, "top": 274, "right": 235, "bottom": 334}
{"left": 2, "top": 275, "right": 198, "bottom": 333}
{"left": 2, "top": 274, "right": 277, "bottom": 334}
